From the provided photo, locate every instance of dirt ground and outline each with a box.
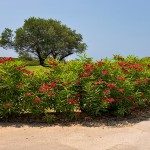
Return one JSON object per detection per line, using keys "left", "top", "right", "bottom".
{"left": 1, "top": 118, "right": 150, "bottom": 150}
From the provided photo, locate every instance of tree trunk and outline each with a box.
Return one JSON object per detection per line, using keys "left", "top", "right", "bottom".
{"left": 39, "top": 57, "right": 45, "bottom": 66}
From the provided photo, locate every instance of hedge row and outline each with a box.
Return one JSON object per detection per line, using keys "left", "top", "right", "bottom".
{"left": 0, "top": 55, "right": 150, "bottom": 119}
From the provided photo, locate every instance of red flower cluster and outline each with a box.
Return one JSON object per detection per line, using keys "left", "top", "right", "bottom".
{"left": 121, "top": 67, "right": 129, "bottom": 74}
{"left": 97, "top": 61, "right": 105, "bottom": 67}
{"left": 0, "top": 57, "right": 13, "bottom": 64}
{"left": 76, "top": 79, "right": 80, "bottom": 84}
{"left": 118, "top": 88, "right": 124, "bottom": 93}
{"left": 80, "top": 71, "right": 91, "bottom": 77}
{"left": 39, "top": 84, "right": 51, "bottom": 92}
{"left": 143, "top": 78, "right": 149, "bottom": 83}
{"left": 135, "top": 78, "right": 149, "bottom": 85}
{"left": 105, "top": 98, "right": 115, "bottom": 103}
{"left": 3, "top": 103, "right": 13, "bottom": 108}
{"left": 67, "top": 99, "right": 79, "bottom": 104}
{"left": 51, "top": 81, "right": 57, "bottom": 88}
{"left": 118, "top": 62, "right": 127, "bottom": 67}
{"left": 104, "top": 89, "right": 110, "bottom": 94}
{"left": 95, "top": 79, "right": 103, "bottom": 85}
{"left": 83, "top": 63, "right": 95, "bottom": 71}
{"left": 62, "top": 82, "right": 71, "bottom": 86}
{"left": 49, "top": 92, "right": 55, "bottom": 96}
{"left": 26, "top": 92, "right": 34, "bottom": 96}
{"left": 107, "top": 83, "right": 115, "bottom": 88}
{"left": 118, "top": 62, "right": 143, "bottom": 72}
{"left": 34, "top": 97, "right": 41, "bottom": 103}
{"left": 127, "top": 63, "right": 142, "bottom": 71}
{"left": 126, "top": 97, "right": 136, "bottom": 101}
{"left": 16, "top": 65, "right": 25, "bottom": 71}
{"left": 102, "top": 70, "right": 109, "bottom": 75}
{"left": 117, "top": 76, "right": 126, "bottom": 81}
{"left": 22, "top": 69, "right": 34, "bottom": 75}
{"left": 39, "top": 82, "right": 57, "bottom": 93}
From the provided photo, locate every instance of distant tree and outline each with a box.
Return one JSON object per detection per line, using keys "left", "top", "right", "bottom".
{"left": 18, "top": 51, "right": 34, "bottom": 61}
{"left": 0, "top": 17, "right": 87, "bottom": 65}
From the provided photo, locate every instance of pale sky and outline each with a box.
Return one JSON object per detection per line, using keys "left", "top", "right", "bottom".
{"left": 0, "top": 0, "right": 150, "bottom": 60}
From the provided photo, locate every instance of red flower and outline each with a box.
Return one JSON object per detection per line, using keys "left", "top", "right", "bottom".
{"left": 130, "top": 97, "right": 136, "bottom": 101}
{"left": 34, "top": 97, "right": 41, "bottom": 103}
{"left": 84, "top": 63, "right": 95, "bottom": 71}
{"left": 39, "top": 87, "right": 45, "bottom": 93}
{"left": 117, "top": 76, "right": 126, "bottom": 81}
{"left": 16, "top": 65, "right": 25, "bottom": 71}
{"left": 49, "top": 92, "right": 55, "bottom": 96}
{"left": 126, "top": 97, "right": 136, "bottom": 101}
{"left": 26, "top": 92, "right": 34, "bottom": 96}
{"left": 0, "top": 59, "right": 5, "bottom": 64}
{"left": 4, "top": 57, "right": 13, "bottom": 61}
{"left": 105, "top": 98, "right": 115, "bottom": 103}
{"left": 76, "top": 79, "right": 80, "bottom": 84}
{"left": 143, "top": 78, "right": 149, "bottom": 83}
{"left": 107, "top": 83, "right": 115, "bottom": 88}
{"left": 95, "top": 79, "right": 103, "bottom": 85}
{"left": 51, "top": 82, "right": 57, "bottom": 88}
{"left": 3, "top": 103, "right": 13, "bottom": 108}
{"left": 121, "top": 67, "right": 129, "bottom": 74}
{"left": 3, "top": 103, "right": 7, "bottom": 108}
{"left": 67, "top": 99, "right": 74, "bottom": 103}
{"left": 22, "top": 69, "right": 31, "bottom": 74}
{"left": 43, "top": 84, "right": 51, "bottom": 90}
{"left": 102, "top": 70, "right": 109, "bottom": 75}
{"left": 97, "top": 61, "right": 105, "bottom": 67}
{"left": 118, "top": 88, "right": 124, "bottom": 93}
{"left": 78, "top": 94, "right": 81, "bottom": 98}
{"left": 9, "top": 103, "right": 13, "bottom": 107}
{"left": 118, "top": 62, "right": 127, "bottom": 66}
{"left": 0, "top": 57, "right": 13, "bottom": 64}
{"left": 67, "top": 82, "right": 71, "bottom": 85}
{"left": 80, "top": 71, "right": 91, "bottom": 77}
{"left": 73, "top": 100, "right": 79, "bottom": 104}
{"left": 31, "top": 71, "right": 34, "bottom": 76}
{"left": 67, "top": 99, "right": 78, "bottom": 104}
{"left": 104, "top": 89, "right": 110, "bottom": 94}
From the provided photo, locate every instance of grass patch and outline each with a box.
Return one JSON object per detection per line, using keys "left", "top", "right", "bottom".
{"left": 25, "top": 65, "right": 51, "bottom": 73}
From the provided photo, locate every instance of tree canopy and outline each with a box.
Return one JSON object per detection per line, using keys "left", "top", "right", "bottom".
{"left": 0, "top": 17, "right": 87, "bottom": 65}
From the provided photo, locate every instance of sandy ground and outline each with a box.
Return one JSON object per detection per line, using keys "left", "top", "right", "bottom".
{"left": 1, "top": 120, "right": 150, "bottom": 150}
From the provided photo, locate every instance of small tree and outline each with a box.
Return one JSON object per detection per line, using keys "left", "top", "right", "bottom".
{"left": 0, "top": 17, "right": 87, "bottom": 65}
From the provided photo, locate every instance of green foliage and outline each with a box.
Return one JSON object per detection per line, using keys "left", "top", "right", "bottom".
{"left": 0, "top": 17, "right": 87, "bottom": 66}
{"left": 0, "top": 54, "right": 150, "bottom": 119}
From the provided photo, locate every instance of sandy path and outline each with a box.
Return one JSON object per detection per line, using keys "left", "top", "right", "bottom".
{"left": 1, "top": 120, "right": 150, "bottom": 150}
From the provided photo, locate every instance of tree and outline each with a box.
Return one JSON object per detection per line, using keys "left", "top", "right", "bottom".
{"left": 0, "top": 17, "right": 87, "bottom": 65}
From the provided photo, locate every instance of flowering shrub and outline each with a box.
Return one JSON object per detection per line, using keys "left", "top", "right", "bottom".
{"left": 0, "top": 55, "right": 150, "bottom": 119}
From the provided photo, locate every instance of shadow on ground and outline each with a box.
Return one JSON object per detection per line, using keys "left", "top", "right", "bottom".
{"left": 0, "top": 107, "right": 150, "bottom": 128}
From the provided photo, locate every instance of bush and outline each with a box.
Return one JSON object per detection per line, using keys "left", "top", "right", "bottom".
{"left": 0, "top": 55, "right": 150, "bottom": 119}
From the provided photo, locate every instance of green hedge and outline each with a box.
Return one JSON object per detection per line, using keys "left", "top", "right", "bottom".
{"left": 0, "top": 55, "right": 150, "bottom": 119}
